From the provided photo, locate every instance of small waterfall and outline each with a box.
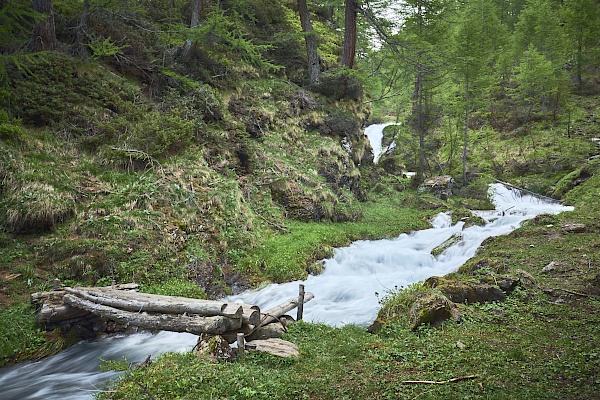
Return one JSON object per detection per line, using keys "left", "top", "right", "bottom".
{"left": 364, "top": 123, "right": 398, "bottom": 163}
{"left": 0, "top": 184, "right": 573, "bottom": 399}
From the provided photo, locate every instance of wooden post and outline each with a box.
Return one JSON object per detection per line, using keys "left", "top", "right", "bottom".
{"left": 237, "top": 333, "right": 245, "bottom": 358}
{"left": 297, "top": 284, "right": 305, "bottom": 321}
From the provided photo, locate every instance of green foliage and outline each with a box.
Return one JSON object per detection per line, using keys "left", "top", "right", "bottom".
{"left": 0, "top": 0, "right": 40, "bottom": 50}
{"left": 98, "top": 356, "right": 133, "bottom": 372}
{"left": 312, "top": 68, "right": 364, "bottom": 100}
{"left": 87, "top": 37, "right": 129, "bottom": 59}
{"left": 1, "top": 53, "right": 140, "bottom": 126}
{"left": 188, "top": 6, "right": 282, "bottom": 73}
{"left": 0, "top": 121, "right": 25, "bottom": 144}
{"left": 513, "top": 44, "right": 568, "bottom": 112}
{"left": 561, "top": 0, "right": 600, "bottom": 92}
{"left": 0, "top": 303, "right": 58, "bottom": 367}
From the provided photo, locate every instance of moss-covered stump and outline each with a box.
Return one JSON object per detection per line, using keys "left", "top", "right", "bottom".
{"left": 407, "top": 292, "right": 457, "bottom": 330}
{"left": 425, "top": 276, "right": 506, "bottom": 304}
{"left": 195, "top": 334, "right": 235, "bottom": 362}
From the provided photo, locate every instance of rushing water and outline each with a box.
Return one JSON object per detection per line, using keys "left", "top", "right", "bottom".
{"left": 364, "top": 122, "right": 398, "bottom": 163}
{"left": 0, "top": 183, "right": 573, "bottom": 399}
{"left": 226, "top": 184, "right": 573, "bottom": 326}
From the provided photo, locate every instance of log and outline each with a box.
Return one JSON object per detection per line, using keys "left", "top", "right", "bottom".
{"left": 63, "top": 294, "right": 242, "bottom": 335}
{"left": 35, "top": 301, "right": 91, "bottom": 324}
{"left": 259, "top": 292, "right": 314, "bottom": 327}
{"left": 64, "top": 287, "right": 244, "bottom": 319}
{"left": 245, "top": 338, "right": 299, "bottom": 357}
{"left": 31, "top": 290, "right": 66, "bottom": 306}
{"left": 240, "top": 304, "right": 261, "bottom": 326}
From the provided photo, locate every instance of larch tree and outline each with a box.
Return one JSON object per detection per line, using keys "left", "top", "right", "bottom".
{"left": 341, "top": 0, "right": 357, "bottom": 68}
{"left": 561, "top": 0, "right": 600, "bottom": 92}
{"left": 399, "top": 0, "right": 449, "bottom": 180}
{"left": 31, "top": 0, "right": 57, "bottom": 51}
{"left": 450, "top": 0, "right": 503, "bottom": 181}
{"left": 298, "top": 0, "right": 320, "bottom": 83}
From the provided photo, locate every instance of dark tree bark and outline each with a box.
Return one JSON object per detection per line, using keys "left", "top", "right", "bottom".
{"left": 190, "top": 0, "right": 203, "bottom": 28}
{"left": 182, "top": 0, "right": 204, "bottom": 59}
{"left": 298, "top": 0, "right": 320, "bottom": 83}
{"left": 341, "top": 0, "right": 357, "bottom": 68}
{"left": 74, "top": 0, "right": 90, "bottom": 55}
{"left": 31, "top": 0, "right": 57, "bottom": 51}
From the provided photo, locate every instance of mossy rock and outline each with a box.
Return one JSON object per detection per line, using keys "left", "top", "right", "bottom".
{"left": 432, "top": 233, "right": 462, "bottom": 257}
{"left": 407, "top": 292, "right": 456, "bottom": 330}
{"left": 479, "top": 276, "right": 520, "bottom": 294}
{"left": 425, "top": 276, "right": 506, "bottom": 304}
{"left": 463, "top": 215, "right": 487, "bottom": 228}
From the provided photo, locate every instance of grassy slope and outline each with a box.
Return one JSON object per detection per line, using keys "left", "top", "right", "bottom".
{"left": 0, "top": 2, "right": 598, "bottom": 395}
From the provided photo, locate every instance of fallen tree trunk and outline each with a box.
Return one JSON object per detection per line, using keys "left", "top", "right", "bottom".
{"left": 88, "top": 288, "right": 260, "bottom": 324}
{"left": 259, "top": 292, "right": 314, "bottom": 327}
{"left": 35, "top": 301, "right": 91, "bottom": 324}
{"left": 65, "top": 287, "right": 244, "bottom": 319}
{"left": 245, "top": 338, "right": 299, "bottom": 357}
{"left": 63, "top": 294, "right": 242, "bottom": 335}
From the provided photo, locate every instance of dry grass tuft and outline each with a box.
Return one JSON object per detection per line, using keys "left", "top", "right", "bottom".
{"left": 3, "top": 182, "right": 76, "bottom": 232}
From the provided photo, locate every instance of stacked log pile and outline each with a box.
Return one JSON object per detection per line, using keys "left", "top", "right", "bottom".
{"left": 30, "top": 284, "right": 313, "bottom": 348}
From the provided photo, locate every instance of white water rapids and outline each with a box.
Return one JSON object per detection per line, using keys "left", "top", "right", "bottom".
{"left": 0, "top": 183, "right": 573, "bottom": 399}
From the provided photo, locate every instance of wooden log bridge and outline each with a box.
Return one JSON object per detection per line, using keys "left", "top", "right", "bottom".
{"left": 30, "top": 283, "right": 313, "bottom": 341}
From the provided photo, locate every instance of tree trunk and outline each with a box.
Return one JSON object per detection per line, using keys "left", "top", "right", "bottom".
{"left": 298, "top": 0, "right": 320, "bottom": 83}
{"left": 190, "top": 0, "right": 203, "bottom": 28}
{"left": 182, "top": 0, "right": 204, "bottom": 59}
{"left": 341, "top": 0, "right": 357, "bottom": 68}
{"left": 258, "top": 292, "right": 314, "bottom": 327}
{"left": 463, "top": 74, "right": 469, "bottom": 181}
{"left": 31, "top": 0, "right": 57, "bottom": 51}
{"left": 74, "top": 0, "right": 90, "bottom": 55}
{"left": 63, "top": 294, "right": 243, "bottom": 335}
{"left": 64, "top": 287, "right": 244, "bottom": 319}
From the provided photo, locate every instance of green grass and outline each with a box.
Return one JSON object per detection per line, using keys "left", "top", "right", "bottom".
{"left": 0, "top": 304, "right": 67, "bottom": 366}
{"left": 243, "top": 194, "right": 440, "bottom": 283}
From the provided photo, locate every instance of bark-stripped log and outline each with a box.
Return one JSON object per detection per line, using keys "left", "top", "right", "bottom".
{"left": 259, "top": 292, "right": 314, "bottom": 327}
{"left": 63, "top": 294, "right": 242, "bottom": 334}
{"left": 64, "top": 287, "right": 243, "bottom": 319}
{"left": 35, "top": 301, "right": 91, "bottom": 324}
